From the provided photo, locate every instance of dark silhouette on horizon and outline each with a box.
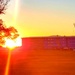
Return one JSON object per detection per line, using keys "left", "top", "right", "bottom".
{"left": 22, "top": 36, "right": 75, "bottom": 50}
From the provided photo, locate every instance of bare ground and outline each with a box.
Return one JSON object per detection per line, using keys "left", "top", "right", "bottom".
{"left": 0, "top": 49, "right": 75, "bottom": 75}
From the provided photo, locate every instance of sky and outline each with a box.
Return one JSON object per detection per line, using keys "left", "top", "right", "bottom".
{"left": 1, "top": 0, "right": 75, "bottom": 37}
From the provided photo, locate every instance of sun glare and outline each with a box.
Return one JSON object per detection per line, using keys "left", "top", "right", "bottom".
{"left": 4, "top": 37, "right": 22, "bottom": 50}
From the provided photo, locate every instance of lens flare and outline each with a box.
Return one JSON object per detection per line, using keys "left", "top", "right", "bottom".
{"left": 5, "top": 51, "right": 11, "bottom": 75}
{"left": 4, "top": 0, "right": 21, "bottom": 75}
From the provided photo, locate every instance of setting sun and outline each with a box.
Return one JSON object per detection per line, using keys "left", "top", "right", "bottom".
{"left": 4, "top": 37, "right": 22, "bottom": 49}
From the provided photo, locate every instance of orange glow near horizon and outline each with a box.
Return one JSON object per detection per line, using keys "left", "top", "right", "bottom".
{"left": 1, "top": 0, "right": 75, "bottom": 37}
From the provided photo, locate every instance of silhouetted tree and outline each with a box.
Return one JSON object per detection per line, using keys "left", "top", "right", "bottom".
{"left": 0, "top": 19, "right": 19, "bottom": 47}
{"left": 0, "top": 0, "right": 10, "bottom": 14}
{"left": 0, "top": 0, "right": 19, "bottom": 47}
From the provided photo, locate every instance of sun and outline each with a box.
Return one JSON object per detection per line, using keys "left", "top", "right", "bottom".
{"left": 4, "top": 37, "right": 22, "bottom": 50}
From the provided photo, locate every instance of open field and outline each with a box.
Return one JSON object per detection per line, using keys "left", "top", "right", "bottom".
{"left": 0, "top": 48, "right": 75, "bottom": 75}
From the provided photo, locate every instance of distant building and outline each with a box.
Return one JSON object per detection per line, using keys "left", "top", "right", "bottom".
{"left": 22, "top": 36, "right": 75, "bottom": 50}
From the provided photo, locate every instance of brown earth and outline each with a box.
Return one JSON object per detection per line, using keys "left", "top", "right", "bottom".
{"left": 0, "top": 48, "right": 75, "bottom": 75}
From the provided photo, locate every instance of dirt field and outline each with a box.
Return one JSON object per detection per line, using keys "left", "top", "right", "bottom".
{"left": 0, "top": 49, "right": 75, "bottom": 75}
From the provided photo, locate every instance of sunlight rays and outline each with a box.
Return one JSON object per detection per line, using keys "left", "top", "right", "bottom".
{"left": 13, "top": 0, "right": 20, "bottom": 26}
{"left": 5, "top": 0, "right": 20, "bottom": 75}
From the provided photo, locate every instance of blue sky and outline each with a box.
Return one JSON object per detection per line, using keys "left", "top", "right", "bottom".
{"left": 21, "top": 0, "right": 75, "bottom": 10}
{"left": 21, "top": 0, "right": 75, "bottom": 17}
